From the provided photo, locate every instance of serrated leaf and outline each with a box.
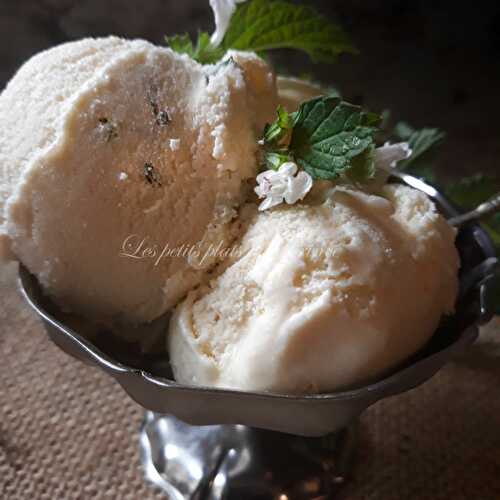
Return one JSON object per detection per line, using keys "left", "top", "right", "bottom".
{"left": 392, "top": 121, "right": 415, "bottom": 141}
{"left": 263, "top": 150, "right": 290, "bottom": 170}
{"left": 346, "top": 145, "right": 376, "bottom": 183}
{"left": 165, "top": 33, "right": 195, "bottom": 55}
{"left": 445, "top": 174, "right": 500, "bottom": 210}
{"left": 289, "top": 96, "right": 380, "bottom": 180}
{"left": 394, "top": 123, "right": 446, "bottom": 171}
{"left": 263, "top": 105, "right": 295, "bottom": 144}
{"left": 165, "top": 31, "right": 224, "bottom": 64}
{"left": 221, "top": 0, "right": 357, "bottom": 63}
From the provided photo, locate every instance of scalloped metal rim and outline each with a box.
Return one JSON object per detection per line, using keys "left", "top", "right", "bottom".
{"left": 16, "top": 275, "right": 483, "bottom": 402}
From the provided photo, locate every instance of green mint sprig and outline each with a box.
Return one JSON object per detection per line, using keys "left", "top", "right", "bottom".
{"left": 393, "top": 122, "right": 446, "bottom": 174}
{"left": 166, "top": 0, "right": 356, "bottom": 65}
{"left": 290, "top": 97, "right": 380, "bottom": 180}
{"left": 263, "top": 105, "right": 297, "bottom": 144}
{"left": 445, "top": 174, "right": 499, "bottom": 211}
{"left": 261, "top": 96, "right": 381, "bottom": 182}
{"left": 222, "top": 0, "right": 357, "bottom": 63}
{"left": 165, "top": 32, "right": 224, "bottom": 65}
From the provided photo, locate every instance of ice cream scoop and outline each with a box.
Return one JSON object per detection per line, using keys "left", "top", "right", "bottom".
{"left": 0, "top": 38, "right": 277, "bottom": 326}
{"left": 168, "top": 184, "right": 460, "bottom": 393}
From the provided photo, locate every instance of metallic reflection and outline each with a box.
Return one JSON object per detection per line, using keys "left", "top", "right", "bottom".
{"left": 140, "top": 412, "right": 358, "bottom": 499}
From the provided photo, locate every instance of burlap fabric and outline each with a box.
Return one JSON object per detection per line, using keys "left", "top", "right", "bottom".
{"left": 1, "top": 264, "right": 499, "bottom": 500}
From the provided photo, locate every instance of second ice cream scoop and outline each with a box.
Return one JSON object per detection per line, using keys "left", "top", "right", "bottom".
{"left": 169, "top": 184, "right": 459, "bottom": 394}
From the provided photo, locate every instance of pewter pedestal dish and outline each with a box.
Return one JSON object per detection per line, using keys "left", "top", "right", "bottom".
{"left": 18, "top": 174, "right": 498, "bottom": 499}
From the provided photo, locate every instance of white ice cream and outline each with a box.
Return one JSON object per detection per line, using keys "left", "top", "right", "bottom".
{"left": 169, "top": 184, "right": 459, "bottom": 393}
{"left": 0, "top": 37, "right": 277, "bottom": 325}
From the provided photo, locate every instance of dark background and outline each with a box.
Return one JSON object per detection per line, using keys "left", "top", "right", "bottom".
{"left": 1, "top": 0, "right": 499, "bottom": 180}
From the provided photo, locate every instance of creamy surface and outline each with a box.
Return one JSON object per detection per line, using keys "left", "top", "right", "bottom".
{"left": 0, "top": 38, "right": 277, "bottom": 325}
{"left": 169, "top": 184, "right": 459, "bottom": 393}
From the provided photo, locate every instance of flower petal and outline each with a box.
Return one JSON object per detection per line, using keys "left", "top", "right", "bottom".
{"left": 295, "top": 171, "right": 314, "bottom": 197}
{"left": 255, "top": 170, "right": 280, "bottom": 198}
{"left": 255, "top": 162, "right": 313, "bottom": 210}
{"left": 256, "top": 169, "right": 280, "bottom": 184}
{"left": 210, "top": 0, "right": 247, "bottom": 47}
{"left": 278, "top": 161, "right": 298, "bottom": 177}
{"left": 269, "top": 181, "right": 288, "bottom": 196}
{"left": 374, "top": 142, "right": 412, "bottom": 170}
{"left": 285, "top": 171, "right": 313, "bottom": 204}
{"left": 254, "top": 184, "right": 267, "bottom": 198}
{"left": 258, "top": 195, "right": 283, "bottom": 211}
{"left": 255, "top": 171, "right": 269, "bottom": 184}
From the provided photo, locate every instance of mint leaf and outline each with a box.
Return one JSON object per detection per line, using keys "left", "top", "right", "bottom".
{"left": 392, "top": 121, "right": 414, "bottom": 141}
{"left": 193, "top": 32, "right": 225, "bottom": 64}
{"left": 346, "top": 145, "right": 376, "bottom": 183}
{"left": 288, "top": 96, "right": 380, "bottom": 180}
{"left": 165, "top": 33, "right": 194, "bottom": 56}
{"left": 263, "top": 105, "right": 296, "bottom": 144}
{"left": 263, "top": 150, "right": 291, "bottom": 170}
{"left": 166, "top": 0, "right": 356, "bottom": 65}
{"left": 166, "top": 32, "right": 224, "bottom": 64}
{"left": 260, "top": 97, "right": 380, "bottom": 182}
{"left": 393, "top": 123, "right": 445, "bottom": 171}
{"left": 390, "top": 122, "right": 445, "bottom": 183}
{"left": 221, "top": 0, "right": 357, "bottom": 63}
{"left": 445, "top": 174, "right": 499, "bottom": 210}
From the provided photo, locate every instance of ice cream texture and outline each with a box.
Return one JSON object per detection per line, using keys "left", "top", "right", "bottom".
{"left": 169, "top": 184, "right": 459, "bottom": 393}
{"left": 0, "top": 37, "right": 277, "bottom": 324}
{"left": 0, "top": 36, "right": 460, "bottom": 394}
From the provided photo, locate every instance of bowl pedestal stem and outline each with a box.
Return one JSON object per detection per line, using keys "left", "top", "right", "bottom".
{"left": 139, "top": 412, "right": 358, "bottom": 499}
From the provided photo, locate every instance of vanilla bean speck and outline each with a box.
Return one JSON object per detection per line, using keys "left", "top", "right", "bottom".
{"left": 147, "top": 86, "right": 171, "bottom": 127}
{"left": 143, "top": 162, "right": 162, "bottom": 187}
{"left": 156, "top": 110, "right": 171, "bottom": 126}
{"left": 97, "top": 117, "right": 118, "bottom": 142}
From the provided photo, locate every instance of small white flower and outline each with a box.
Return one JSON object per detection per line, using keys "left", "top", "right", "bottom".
{"left": 255, "top": 162, "right": 313, "bottom": 211}
{"left": 209, "top": 0, "right": 247, "bottom": 47}
{"left": 374, "top": 141, "right": 412, "bottom": 170}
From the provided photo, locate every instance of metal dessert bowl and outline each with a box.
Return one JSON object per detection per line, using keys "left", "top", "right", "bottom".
{"left": 18, "top": 173, "right": 498, "bottom": 438}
